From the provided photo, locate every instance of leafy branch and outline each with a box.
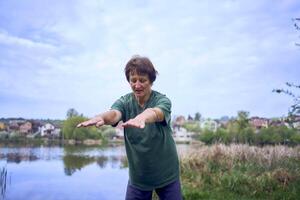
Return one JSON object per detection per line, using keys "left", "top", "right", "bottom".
{"left": 273, "top": 82, "right": 300, "bottom": 117}
{"left": 293, "top": 18, "right": 300, "bottom": 46}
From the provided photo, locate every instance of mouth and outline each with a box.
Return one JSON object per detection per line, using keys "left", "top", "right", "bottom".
{"left": 135, "top": 90, "right": 143, "bottom": 94}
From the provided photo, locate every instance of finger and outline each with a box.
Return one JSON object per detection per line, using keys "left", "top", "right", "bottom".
{"left": 121, "top": 122, "right": 129, "bottom": 127}
{"left": 78, "top": 121, "right": 92, "bottom": 128}
{"left": 122, "top": 122, "right": 142, "bottom": 129}
{"left": 122, "top": 122, "right": 133, "bottom": 127}
{"left": 95, "top": 120, "right": 104, "bottom": 127}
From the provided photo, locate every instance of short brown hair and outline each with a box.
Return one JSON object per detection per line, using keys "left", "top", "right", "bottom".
{"left": 124, "top": 55, "right": 158, "bottom": 83}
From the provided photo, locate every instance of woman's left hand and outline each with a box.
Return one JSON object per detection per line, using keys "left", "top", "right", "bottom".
{"left": 122, "top": 118, "right": 145, "bottom": 129}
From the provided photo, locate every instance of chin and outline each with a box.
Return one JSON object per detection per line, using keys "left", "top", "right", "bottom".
{"left": 135, "top": 93, "right": 144, "bottom": 97}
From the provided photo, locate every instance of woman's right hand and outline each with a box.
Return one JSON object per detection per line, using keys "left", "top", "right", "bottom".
{"left": 76, "top": 116, "right": 105, "bottom": 128}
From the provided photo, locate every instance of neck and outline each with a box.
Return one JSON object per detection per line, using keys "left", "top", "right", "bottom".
{"left": 135, "top": 90, "right": 152, "bottom": 107}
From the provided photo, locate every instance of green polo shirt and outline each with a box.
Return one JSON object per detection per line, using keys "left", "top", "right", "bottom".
{"left": 111, "top": 90, "right": 179, "bottom": 190}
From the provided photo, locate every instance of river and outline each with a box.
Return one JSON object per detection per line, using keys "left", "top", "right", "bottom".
{"left": 0, "top": 143, "right": 191, "bottom": 200}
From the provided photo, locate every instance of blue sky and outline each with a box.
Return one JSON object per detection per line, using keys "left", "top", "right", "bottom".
{"left": 0, "top": 0, "right": 299, "bottom": 119}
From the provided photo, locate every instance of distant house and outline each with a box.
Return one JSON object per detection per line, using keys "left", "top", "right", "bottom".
{"left": 19, "top": 122, "right": 32, "bottom": 135}
{"left": 40, "top": 123, "right": 60, "bottom": 137}
{"left": 292, "top": 116, "right": 300, "bottom": 130}
{"left": 0, "top": 122, "right": 6, "bottom": 131}
{"left": 200, "top": 119, "right": 218, "bottom": 132}
{"left": 8, "top": 121, "right": 20, "bottom": 132}
{"left": 172, "top": 127, "right": 193, "bottom": 142}
{"left": 269, "top": 117, "right": 289, "bottom": 128}
{"left": 250, "top": 117, "right": 269, "bottom": 131}
{"left": 31, "top": 120, "right": 42, "bottom": 134}
{"left": 281, "top": 116, "right": 300, "bottom": 130}
{"left": 173, "top": 115, "right": 186, "bottom": 129}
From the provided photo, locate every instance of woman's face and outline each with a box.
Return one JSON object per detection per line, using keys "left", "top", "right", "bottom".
{"left": 129, "top": 72, "right": 152, "bottom": 98}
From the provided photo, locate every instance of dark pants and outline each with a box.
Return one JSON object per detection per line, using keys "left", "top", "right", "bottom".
{"left": 125, "top": 179, "right": 183, "bottom": 200}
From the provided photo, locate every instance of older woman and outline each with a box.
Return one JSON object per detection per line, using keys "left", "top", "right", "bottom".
{"left": 77, "top": 56, "right": 182, "bottom": 200}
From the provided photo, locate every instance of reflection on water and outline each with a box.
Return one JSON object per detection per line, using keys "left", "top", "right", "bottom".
{"left": 0, "top": 153, "right": 38, "bottom": 163}
{"left": 0, "top": 144, "right": 129, "bottom": 200}
{"left": 0, "top": 143, "right": 192, "bottom": 200}
{"left": 63, "top": 155, "right": 95, "bottom": 176}
{"left": 63, "top": 154, "right": 127, "bottom": 176}
{"left": 0, "top": 144, "right": 128, "bottom": 171}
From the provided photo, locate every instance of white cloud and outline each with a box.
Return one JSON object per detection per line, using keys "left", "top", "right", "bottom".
{"left": 0, "top": 31, "right": 57, "bottom": 51}
{"left": 0, "top": 0, "right": 299, "bottom": 118}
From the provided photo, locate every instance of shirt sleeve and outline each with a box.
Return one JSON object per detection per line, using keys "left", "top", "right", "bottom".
{"left": 155, "top": 95, "right": 172, "bottom": 126}
{"left": 110, "top": 96, "right": 126, "bottom": 126}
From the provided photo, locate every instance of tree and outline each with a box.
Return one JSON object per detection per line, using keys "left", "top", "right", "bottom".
{"left": 273, "top": 82, "right": 300, "bottom": 117}
{"left": 66, "top": 108, "right": 79, "bottom": 119}
{"left": 62, "top": 116, "right": 101, "bottom": 141}
{"left": 272, "top": 18, "right": 300, "bottom": 125}
{"left": 194, "top": 112, "right": 201, "bottom": 121}
{"left": 293, "top": 18, "right": 300, "bottom": 46}
{"left": 236, "top": 111, "right": 250, "bottom": 132}
{"left": 187, "top": 115, "right": 193, "bottom": 121}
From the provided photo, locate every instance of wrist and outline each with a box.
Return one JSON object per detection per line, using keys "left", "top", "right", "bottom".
{"left": 134, "top": 115, "right": 146, "bottom": 123}
{"left": 95, "top": 115, "right": 105, "bottom": 123}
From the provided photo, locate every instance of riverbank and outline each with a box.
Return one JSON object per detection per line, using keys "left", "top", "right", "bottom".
{"left": 0, "top": 137, "right": 201, "bottom": 147}
{"left": 180, "top": 144, "right": 300, "bottom": 200}
{"left": 0, "top": 138, "right": 106, "bottom": 147}
{"left": 2, "top": 138, "right": 300, "bottom": 199}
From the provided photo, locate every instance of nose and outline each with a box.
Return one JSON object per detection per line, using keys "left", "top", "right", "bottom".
{"left": 135, "top": 81, "right": 142, "bottom": 89}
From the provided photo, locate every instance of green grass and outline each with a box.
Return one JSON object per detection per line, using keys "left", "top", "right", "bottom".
{"left": 180, "top": 144, "right": 300, "bottom": 200}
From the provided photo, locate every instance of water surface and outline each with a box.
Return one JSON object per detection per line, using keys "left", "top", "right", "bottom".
{"left": 0, "top": 144, "right": 128, "bottom": 200}
{"left": 0, "top": 144, "right": 191, "bottom": 200}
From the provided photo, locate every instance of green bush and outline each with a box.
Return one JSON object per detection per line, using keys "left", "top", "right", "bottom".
{"left": 182, "top": 122, "right": 201, "bottom": 133}
{"left": 197, "top": 124, "right": 300, "bottom": 145}
{"left": 199, "top": 129, "right": 215, "bottom": 144}
{"left": 62, "top": 116, "right": 102, "bottom": 141}
{"left": 101, "top": 127, "right": 116, "bottom": 139}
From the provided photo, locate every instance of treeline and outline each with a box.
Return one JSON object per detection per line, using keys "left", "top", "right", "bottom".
{"left": 199, "top": 126, "right": 300, "bottom": 145}
{"left": 62, "top": 109, "right": 116, "bottom": 142}
{"left": 183, "top": 111, "right": 300, "bottom": 145}
{"left": 62, "top": 116, "right": 102, "bottom": 140}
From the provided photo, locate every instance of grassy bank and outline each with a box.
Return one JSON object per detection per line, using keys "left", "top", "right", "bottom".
{"left": 180, "top": 144, "right": 300, "bottom": 200}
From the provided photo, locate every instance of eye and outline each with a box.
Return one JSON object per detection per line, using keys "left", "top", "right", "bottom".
{"left": 139, "top": 79, "right": 146, "bottom": 83}
{"left": 130, "top": 78, "right": 137, "bottom": 83}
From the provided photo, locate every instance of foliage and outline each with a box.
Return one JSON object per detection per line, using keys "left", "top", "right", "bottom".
{"left": 236, "top": 111, "right": 250, "bottom": 132}
{"left": 182, "top": 121, "right": 201, "bottom": 133}
{"left": 101, "top": 127, "right": 117, "bottom": 139}
{"left": 198, "top": 124, "right": 299, "bottom": 145}
{"left": 0, "top": 132, "right": 9, "bottom": 140}
{"left": 273, "top": 82, "right": 300, "bottom": 118}
{"left": 62, "top": 116, "right": 102, "bottom": 141}
{"left": 189, "top": 110, "right": 300, "bottom": 145}
{"left": 293, "top": 18, "right": 300, "bottom": 46}
{"left": 194, "top": 112, "right": 201, "bottom": 121}
{"left": 66, "top": 108, "right": 80, "bottom": 119}
{"left": 198, "top": 129, "right": 215, "bottom": 144}
{"left": 255, "top": 126, "right": 298, "bottom": 145}
{"left": 187, "top": 115, "right": 193, "bottom": 121}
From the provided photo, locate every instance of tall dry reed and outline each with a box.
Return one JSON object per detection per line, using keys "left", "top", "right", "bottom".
{"left": 180, "top": 144, "right": 300, "bottom": 170}
{"left": 0, "top": 166, "right": 7, "bottom": 200}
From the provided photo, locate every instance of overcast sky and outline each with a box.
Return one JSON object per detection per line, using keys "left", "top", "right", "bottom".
{"left": 0, "top": 0, "right": 299, "bottom": 120}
